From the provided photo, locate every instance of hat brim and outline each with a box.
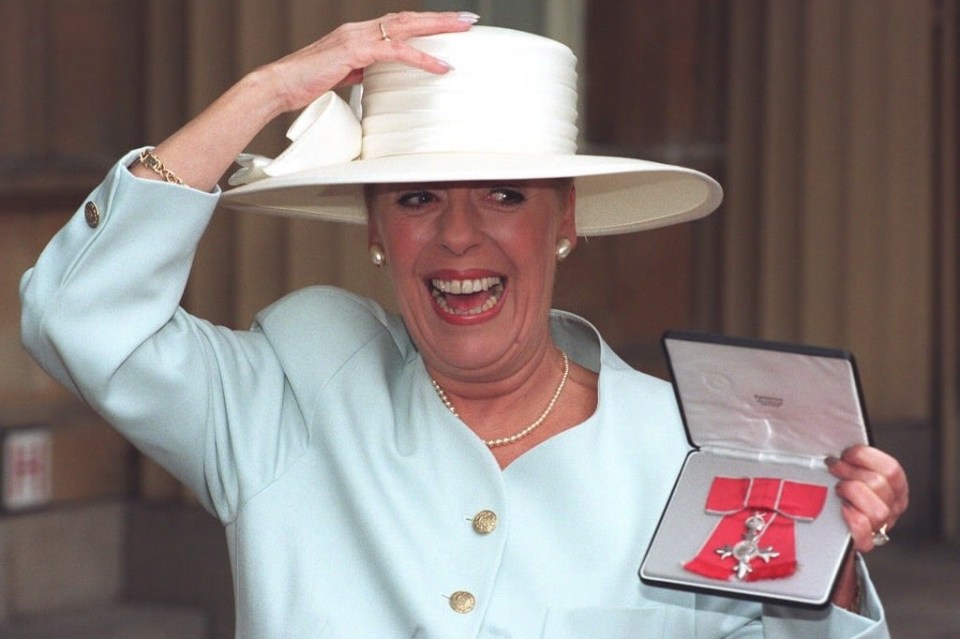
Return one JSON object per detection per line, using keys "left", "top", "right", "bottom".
{"left": 220, "top": 152, "right": 722, "bottom": 236}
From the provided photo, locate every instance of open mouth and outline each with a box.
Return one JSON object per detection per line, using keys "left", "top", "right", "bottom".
{"left": 429, "top": 276, "right": 506, "bottom": 316}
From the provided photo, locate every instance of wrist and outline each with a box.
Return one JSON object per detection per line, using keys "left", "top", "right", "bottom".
{"left": 234, "top": 67, "right": 291, "bottom": 126}
{"left": 832, "top": 551, "right": 862, "bottom": 614}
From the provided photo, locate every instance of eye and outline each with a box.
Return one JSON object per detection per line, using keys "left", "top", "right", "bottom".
{"left": 487, "top": 187, "right": 526, "bottom": 206}
{"left": 396, "top": 190, "right": 438, "bottom": 208}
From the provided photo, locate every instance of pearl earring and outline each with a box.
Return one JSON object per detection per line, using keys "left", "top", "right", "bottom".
{"left": 369, "top": 245, "right": 385, "bottom": 267}
{"left": 555, "top": 238, "right": 573, "bottom": 261}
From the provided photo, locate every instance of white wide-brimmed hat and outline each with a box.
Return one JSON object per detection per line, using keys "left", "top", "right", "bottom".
{"left": 221, "top": 26, "right": 722, "bottom": 236}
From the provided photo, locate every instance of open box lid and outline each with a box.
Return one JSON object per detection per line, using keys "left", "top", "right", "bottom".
{"left": 640, "top": 331, "right": 872, "bottom": 606}
{"left": 662, "top": 331, "right": 872, "bottom": 462}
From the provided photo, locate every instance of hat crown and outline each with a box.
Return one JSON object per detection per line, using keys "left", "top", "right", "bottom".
{"left": 360, "top": 27, "right": 579, "bottom": 160}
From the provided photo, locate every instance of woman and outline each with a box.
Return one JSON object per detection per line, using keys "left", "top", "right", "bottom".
{"left": 21, "top": 11, "right": 907, "bottom": 638}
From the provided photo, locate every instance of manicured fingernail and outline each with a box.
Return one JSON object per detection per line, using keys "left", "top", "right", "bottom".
{"left": 437, "top": 58, "right": 454, "bottom": 71}
{"left": 458, "top": 11, "right": 480, "bottom": 24}
{"left": 825, "top": 455, "right": 840, "bottom": 466}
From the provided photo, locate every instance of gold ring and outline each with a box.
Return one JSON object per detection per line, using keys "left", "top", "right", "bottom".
{"left": 871, "top": 523, "right": 890, "bottom": 547}
{"left": 378, "top": 22, "right": 390, "bottom": 42}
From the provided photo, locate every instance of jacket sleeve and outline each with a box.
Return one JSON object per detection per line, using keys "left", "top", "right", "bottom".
{"left": 758, "top": 556, "right": 889, "bottom": 638}
{"left": 705, "top": 555, "right": 889, "bottom": 637}
{"left": 20, "top": 149, "right": 301, "bottom": 523}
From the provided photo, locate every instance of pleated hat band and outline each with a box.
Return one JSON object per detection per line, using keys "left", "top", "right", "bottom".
{"left": 359, "top": 28, "right": 579, "bottom": 159}
{"left": 223, "top": 26, "right": 724, "bottom": 236}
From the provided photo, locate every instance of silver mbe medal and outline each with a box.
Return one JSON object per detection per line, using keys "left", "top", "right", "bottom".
{"left": 715, "top": 512, "right": 780, "bottom": 580}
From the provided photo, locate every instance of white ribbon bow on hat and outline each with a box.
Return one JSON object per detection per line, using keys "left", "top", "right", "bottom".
{"left": 229, "top": 90, "right": 362, "bottom": 186}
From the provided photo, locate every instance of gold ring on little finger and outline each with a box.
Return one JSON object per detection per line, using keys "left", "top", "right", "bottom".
{"left": 871, "top": 523, "right": 890, "bottom": 547}
{"left": 378, "top": 22, "right": 391, "bottom": 42}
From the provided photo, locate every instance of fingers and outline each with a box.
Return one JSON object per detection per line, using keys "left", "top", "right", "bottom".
{"left": 273, "top": 11, "right": 478, "bottom": 111}
{"left": 367, "top": 11, "right": 479, "bottom": 74}
{"left": 830, "top": 445, "right": 910, "bottom": 518}
{"left": 827, "top": 445, "right": 909, "bottom": 553}
{"left": 374, "top": 10, "right": 479, "bottom": 42}
{"left": 838, "top": 486, "right": 890, "bottom": 552}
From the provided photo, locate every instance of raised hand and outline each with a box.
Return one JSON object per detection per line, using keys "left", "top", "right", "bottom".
{"left": 130, "top": 11, "right": 478, "bottom": 191}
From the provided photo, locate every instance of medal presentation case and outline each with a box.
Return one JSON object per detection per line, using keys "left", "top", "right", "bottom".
{"left": 639, "top": 331, "right": 872, "bottom": 606}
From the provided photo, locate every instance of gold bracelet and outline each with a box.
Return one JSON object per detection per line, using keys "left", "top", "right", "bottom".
{"left": 138, "top": 149, "right": 184, "bottom": 185}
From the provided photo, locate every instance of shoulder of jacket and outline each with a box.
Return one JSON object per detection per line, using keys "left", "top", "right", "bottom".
{"left": 256, "top": 286, "right": 389, "bottom": 328}
{"left": 252, "top": 286, "right": 413, "bottom": 371}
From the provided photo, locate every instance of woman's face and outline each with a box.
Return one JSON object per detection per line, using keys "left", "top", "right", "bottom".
{"left": 367, "top": 179, "right": 576, "bottom": 382}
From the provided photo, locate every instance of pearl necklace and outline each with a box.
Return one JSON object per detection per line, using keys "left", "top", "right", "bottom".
{"left": 430, "top": 351, "right": 570, "bottom": 448}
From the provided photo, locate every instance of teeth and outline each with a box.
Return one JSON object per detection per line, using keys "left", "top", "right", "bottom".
{"left": 431, "top": 276, "right": 501, "bottom": 294}
{"left": 429, "top": 276, "right": 504, "bottom": 316}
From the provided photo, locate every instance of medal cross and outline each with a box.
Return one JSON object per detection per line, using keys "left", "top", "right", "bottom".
{"left": 715, "top": 539, "right": 780, "bottom": 580}
{"left": 714, "top": 512, "right": 781, "bottom": 580}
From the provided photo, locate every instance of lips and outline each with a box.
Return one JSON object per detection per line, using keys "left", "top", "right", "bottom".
{"left": 428, "top": 274, "right": 505, "bottom": 317}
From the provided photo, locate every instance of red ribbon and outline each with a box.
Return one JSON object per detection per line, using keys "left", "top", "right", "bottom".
{"left": 683, "top": 477, "right": 828, "bottom": 582}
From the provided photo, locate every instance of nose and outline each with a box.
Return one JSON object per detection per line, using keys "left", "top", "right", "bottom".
{"left": 437, "top": 194, "right": 483, "bottom": 255}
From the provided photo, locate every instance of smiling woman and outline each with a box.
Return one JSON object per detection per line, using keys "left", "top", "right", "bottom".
{"left": 19, "top": 10, "right": 906, "bottom": 639}
{"left": 365, "top": 179, "right": 580, "bottom": 459}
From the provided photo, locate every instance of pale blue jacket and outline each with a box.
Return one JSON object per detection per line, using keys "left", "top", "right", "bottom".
{"left": 20, "top": 150, "right": 889, "bottom": 638}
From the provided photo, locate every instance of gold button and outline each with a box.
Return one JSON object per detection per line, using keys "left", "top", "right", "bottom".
{"left": 84, "top": 201, "right": 100, "bottom": 228}
{"left": 449, "top": 590, "right": 476, "bottom": 614}
{"left": 472, "top": 510, "right": 498, "bottom": 535}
